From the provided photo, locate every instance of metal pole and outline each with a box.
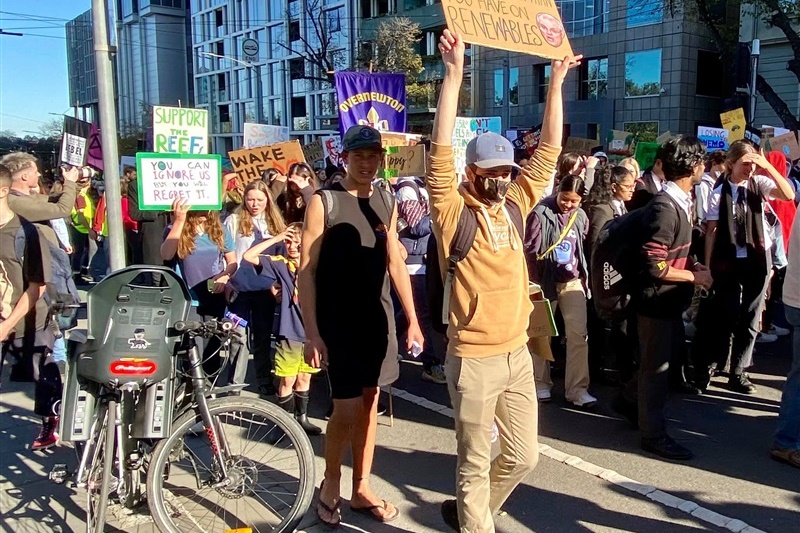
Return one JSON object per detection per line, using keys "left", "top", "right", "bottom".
{"left": 749, "top": 39, "right": 760, "bottom": 123}
{"left": 91, "top": 0, "right": 125, "bottom": 272}
{"left": 503, "top": 57, "right": 510, "bottom": 131}
{"left": 254, "top": 64, "right": 264, "bottom": 123}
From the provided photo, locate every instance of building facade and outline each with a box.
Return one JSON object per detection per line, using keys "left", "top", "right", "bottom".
{"left": 739, "top": 4, "right": 800, "bottom": 129}
{"left": 481, "top": 0, "right": 728, "bottom": 142}
{"left": 116, "top": 0, "right": 192, "bottom": 134}
{"left": 190, "top": 0, "right": 356, "bottom": 154}
{"left": 65, "top": 9, "right": 99, "bottom": 122}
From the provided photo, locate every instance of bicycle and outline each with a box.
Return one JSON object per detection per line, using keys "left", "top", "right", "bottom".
{"left": 52, "top": 266, "right": 315, "bottom": 533}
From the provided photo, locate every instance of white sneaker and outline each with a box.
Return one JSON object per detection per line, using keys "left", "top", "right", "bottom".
{"left": 767, "top": 325, "right": 790, "bottom": 337}
{"left": 536, "top": 389, "right": 552, "bottom": 402}
{"left": 569, "top": 391, "right": 598, "bottom": 409}
{"left": 756, "top": 332, "right": 778, "bottom": 343}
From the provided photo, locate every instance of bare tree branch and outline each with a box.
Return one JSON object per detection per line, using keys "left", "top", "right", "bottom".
{"left": 756, "top": 74, "right": 800, "bottom": 130}
{"left": 759, "top": 0, "right": 800, "bottom": 81}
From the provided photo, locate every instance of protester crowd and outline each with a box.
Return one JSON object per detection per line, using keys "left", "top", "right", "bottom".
{"left": 1, "top": 28, "right": 799, "bottom": 533}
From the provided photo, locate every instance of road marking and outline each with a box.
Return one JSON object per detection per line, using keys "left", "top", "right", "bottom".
{"left": 385, "top": 386, "right": 769, "bottom": 533}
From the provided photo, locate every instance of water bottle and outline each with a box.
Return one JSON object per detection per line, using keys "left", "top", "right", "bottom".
{"left": 224, "top": 311, "right": 248, "bottom": 328}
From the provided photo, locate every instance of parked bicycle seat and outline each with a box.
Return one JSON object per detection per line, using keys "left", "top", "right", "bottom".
{"left": 75, "top": 266, "right": 191, "bottom": 388}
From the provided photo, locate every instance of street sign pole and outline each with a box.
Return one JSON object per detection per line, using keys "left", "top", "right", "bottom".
{"left": 92, "top": 0, "right": 126, "bottom": 272}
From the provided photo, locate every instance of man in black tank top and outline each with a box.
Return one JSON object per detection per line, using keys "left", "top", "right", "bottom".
{"left": 298, "top": 125, "right": 424, "bottom": 526}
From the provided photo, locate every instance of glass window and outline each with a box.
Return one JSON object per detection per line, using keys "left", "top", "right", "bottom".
{"left": 196, "top": 76, "right": 209, "bottom": 105}
{"left": 696, "top": 50, "right": 724, "bottom": 97}
{"left": 271, "top": 99, "right": 283, "bottom": 126}
{"left": 249, "top": 0, "right": 265, "bottom": 25}
{"left": 270, "top": 25, "right": 286, "bottom": 59}
{"left": 556, "top": 0, "right": 601, "bottom": 38}
{"left": 493, "top": 69, "right": 504, "bottom": 107}
{"left": 269, "top": 0, "right": 284, "bottom": 22}
{"left": 625, "top": 49, "right": 661, "bottom": 97}
{"left": 579, "top": 57, "right": 608, "bottom": 100}
{"left": 623, "top": 121, "right": 659, "bottom": 142}
{"left": 627, "top": 0, "right": 663, "bottom": 28}
{"left": 509, "top": 67, "right": 519, "bottom": 106}
{"left": 538, "top": 64, "right": 551, "bottom": 103}
{"left": 270, "top": 62, "right": 284, "bottom": 96}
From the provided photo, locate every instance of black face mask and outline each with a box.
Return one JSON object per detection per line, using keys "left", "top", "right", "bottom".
{"left": 474, "top": 176, "right": 510, "bottom": 204}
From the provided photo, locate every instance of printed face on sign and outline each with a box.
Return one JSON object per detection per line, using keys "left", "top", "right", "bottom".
{"left": 536, "top": 13, "right": 565, "bottom": 48}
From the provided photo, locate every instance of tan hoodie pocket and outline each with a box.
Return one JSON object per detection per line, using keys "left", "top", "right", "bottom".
{"left": 461, "top": 287, "right": 523, "bottom": 343}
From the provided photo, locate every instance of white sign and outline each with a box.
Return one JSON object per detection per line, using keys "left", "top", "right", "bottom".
{"left": 243, "top": 123, "right": 290, "bottom": 149}
{"left": 135, "top": 153, "right": 222, "bottom": 211}
{"left": 61, "top": 133, "right": 87, "bottom": 167}
{"left": 453, "top": 117, "right": 503, "bottom": 176}
{"left": 153, "top": 106, "right": 209, "bottom": 154}
{"left": 242, "top": 38, "right": 259, "bottom": 61}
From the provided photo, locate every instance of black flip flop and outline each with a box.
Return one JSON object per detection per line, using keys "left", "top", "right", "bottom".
{"left": 317, "top": 482, "right": 342, "bottom": 529}
{"left": 350, "top": 500, "right": 400, "bottom": 523}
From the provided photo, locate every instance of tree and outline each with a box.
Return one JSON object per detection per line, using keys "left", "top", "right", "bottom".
{"left": 671, "top": 0, "right": 800, "bottom": 130}
{"left": 0, "top": 129, "right": 17, "bottom": 138}
{"left": 276, "top": 0, "right": 346, "bottom": 84}
{"left": 370, "top": 17, "right": 424, "bottom": 83}
{"left": 37, "top": 118, "right": 63, "bottom": 139}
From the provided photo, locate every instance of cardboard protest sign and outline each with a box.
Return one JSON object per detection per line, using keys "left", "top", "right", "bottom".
{"left": 606, "top": 130, "right": 635, "bottom": 156}
{"left": 720, "top": 108, "right": 746, "bottom": 142}
{"left": 761, "top": 125, "right": 790, "bottom": 137}
{"left": 634, "top": 142, "right": 661, "bottom": 171}
{"left": 229, "top": 140, "right": 306, "bottom": 185}
{"left": 442, "top": 0, "right": 573, "bottom": 60}
{"left": 697, "top": 126, "right": 729, "bottom": 152}
{"left": 655, "top": 131, "right": 673, "bottom": 144}
{"left": 60, "top": 116, "right": 91, "bottom": 167}
{"left": 243, "top": 123, "right": 290, "bottom": 149}
{"left": 453, "top": 117, "right": 503, "bottom": 175}
{"left": 765, "top": 131, "right": 800, "bottom": 161}
{"left": 153, "top": 105, "right": 209, "bottom": 154}
{"left": 564, "top": 137, "right": 601, "bottom": 156}
{"left": 135, "top": 153, "right": 222, "bottom": 211}
{"left": 382, "top": 145, "right": 427, "bottom": 178}
{"left": 302, "top": 139, "right": 325, "bottom": 164}
{"left": 321, "top": 135, "right": 343, "bottom": 167}
{"left": 381, "top": 131, "right": 422, "bottom": 148}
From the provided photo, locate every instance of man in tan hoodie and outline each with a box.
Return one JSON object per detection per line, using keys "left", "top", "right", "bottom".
{"left": 429, "top": 30, "right": 581, "bottom": 532}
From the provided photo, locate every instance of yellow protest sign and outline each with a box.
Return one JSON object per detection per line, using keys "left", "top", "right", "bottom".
{"left": 228, "top": 141, "right": 306, "bottom": 186}
{"left": 442, "top": 0, "right": 573, "bottom": 60}
{"left": 720, "top": 108, "right": 746, "bottom": 142}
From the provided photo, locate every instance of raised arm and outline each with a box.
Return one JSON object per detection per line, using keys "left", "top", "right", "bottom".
{"left": 506, "top": 54, "right": 582, "bottom": 215}
{"left": 426, "top": 30, "right": 467, "bottom": 233}
{"left": 160, "top": 199, "right": 189, "bottom": 261}
{"left": 242, "top": 230, "right": 289, "bottom": 265}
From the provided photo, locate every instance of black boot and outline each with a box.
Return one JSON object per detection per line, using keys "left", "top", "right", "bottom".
{"left": 267, "top": 394, "right": 295, "bottom": 444}
{"left": 294, "top": 391, "right": 322, "bottom": 436}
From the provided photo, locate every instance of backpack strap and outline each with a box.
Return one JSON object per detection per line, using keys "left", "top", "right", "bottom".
{"left": 318, "top": 189, "right": 336, "bottom": 228}
{"left": 505, "top": 199, "right": 524, "bottom": 243}
{"left": 442, "top": 206, "right": 479, "bottom": 325}
{"left": 537, "top": 209, "right": 580, "bottom": 261}
{"left": 14, "top": 218, "right": 39, "bottom": 266}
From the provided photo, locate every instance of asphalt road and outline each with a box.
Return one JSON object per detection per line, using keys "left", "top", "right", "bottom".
{"left": 1, "top": 315, "right": 797, "bottom": 532}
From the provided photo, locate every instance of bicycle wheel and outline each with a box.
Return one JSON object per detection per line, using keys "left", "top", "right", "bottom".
{"left": 86, "top": 399, "right": 115, "bottom": 533}
{"left": 147, "top": 397, "right": 316, "bottom": 533}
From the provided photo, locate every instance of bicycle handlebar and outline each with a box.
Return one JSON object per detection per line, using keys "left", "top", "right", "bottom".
{"left": 173, "top": 318, "right": 237, "bottom": 338}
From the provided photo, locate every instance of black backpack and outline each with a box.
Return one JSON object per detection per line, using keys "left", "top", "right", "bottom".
{"left": 15, "top": 218, "right": 81, "bottom": 330}
{"left": 427, "top": 200, "right": 524, "bottom": 335}
{"left": 589, "top": 208, "right": 647, "bottom": 321}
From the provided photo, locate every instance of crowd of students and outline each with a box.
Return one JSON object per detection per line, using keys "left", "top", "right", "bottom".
{"left": 1, "top": 28, "right": 799, "bottom": 533}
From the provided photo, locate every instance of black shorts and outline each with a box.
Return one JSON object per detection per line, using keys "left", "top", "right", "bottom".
{"left": 325, "top": 334, "right": 395, "bottom": 400}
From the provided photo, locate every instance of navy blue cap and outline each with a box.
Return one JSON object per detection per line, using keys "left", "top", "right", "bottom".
{"left": 342, "top": 125, "right": 383, "bottom": 152}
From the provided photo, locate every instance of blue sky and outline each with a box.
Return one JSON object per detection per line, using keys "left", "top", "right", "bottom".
{"left": 0, "top": 1, "right": 90, "bottom": 135}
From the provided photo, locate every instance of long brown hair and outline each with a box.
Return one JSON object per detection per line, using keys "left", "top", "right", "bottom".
{"left": 280, "top": 162, "right": 319, "bottom": 223}
{"left": 239, "top": 180, "right": 286, "bottom": 237}
{"left": 177, "top": 210, "right": 226, "bottom": 259}
{"left": 724, "top": 140, "right": 757, "bottom": 173}
{"left": 557, "top": 152, "right": 582, "bottom": 180}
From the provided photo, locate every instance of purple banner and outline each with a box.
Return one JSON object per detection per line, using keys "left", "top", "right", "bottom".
{"left": 335, "top": 72, "right": 406, "bottom": 137}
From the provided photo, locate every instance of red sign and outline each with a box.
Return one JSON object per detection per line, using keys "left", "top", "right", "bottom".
{"left": 110, "top": 359, "right": 157, "bottom": 375}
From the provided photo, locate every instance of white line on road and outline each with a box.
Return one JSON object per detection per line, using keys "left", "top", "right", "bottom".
{"left": 384, "top": 386, "right": 769, "bottom": 533}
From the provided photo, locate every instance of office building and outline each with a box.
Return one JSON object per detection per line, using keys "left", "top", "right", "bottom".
{"left": 739, "top": 4, "right": 799, "bottom": 129}
{"left": 116, "top": 0, "right": 192, "bottom": 134}
{"left": 65, "top": 9, "right": 99, "bottom": 122}
{"left": 190, "top": 0, "right": 357, "bottom": 154}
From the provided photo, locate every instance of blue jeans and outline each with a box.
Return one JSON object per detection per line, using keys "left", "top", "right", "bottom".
{"left": 774, "top": 304, "right": 800, "bottom": 450}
